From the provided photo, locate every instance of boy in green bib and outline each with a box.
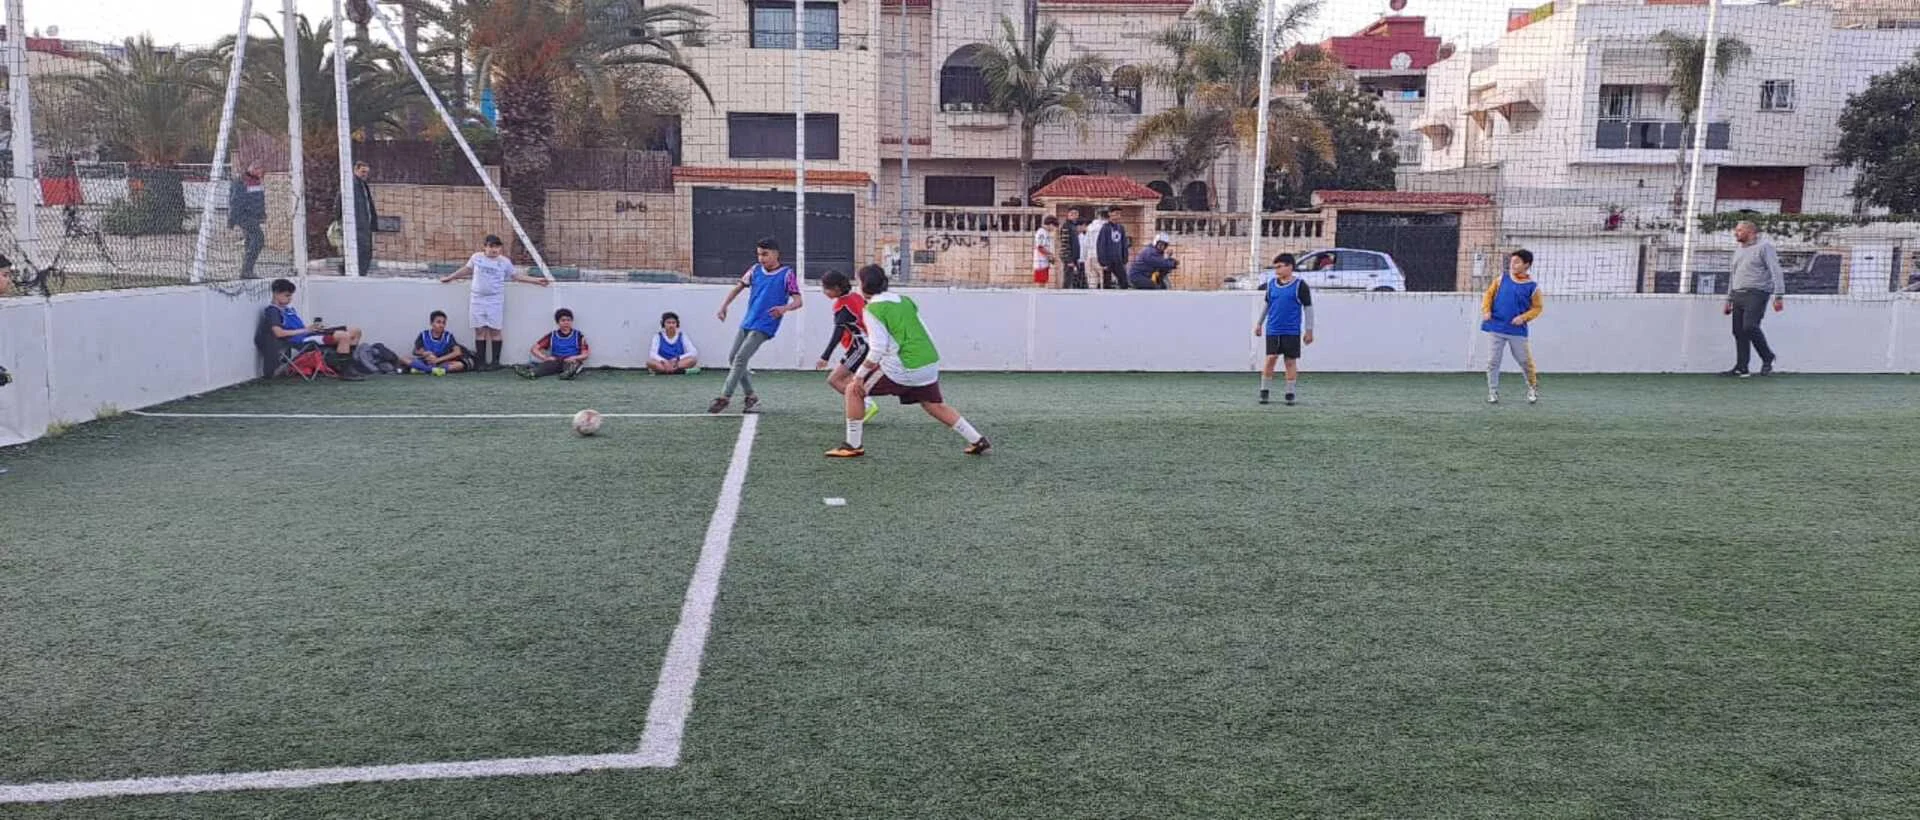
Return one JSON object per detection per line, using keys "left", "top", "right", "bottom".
{"left": 826, "top": 265, "right": 990, "bottom": 458}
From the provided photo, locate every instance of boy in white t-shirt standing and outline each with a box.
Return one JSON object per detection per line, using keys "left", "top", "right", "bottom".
{"left": 1033, "top": 215, "right": 1059, "bottom": 287}
{"left": 439, "top": 234, "right": 549, "bottom": 370}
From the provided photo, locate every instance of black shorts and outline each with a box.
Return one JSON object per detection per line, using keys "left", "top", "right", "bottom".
{"left": 1266, "top": 334, "right": 1302, "bottom": 359}
{"left": 840, "top": 339, "right": 869, "bottom": 372}
{"left": 864, "top": 371, "right": 944, "bottom": 405}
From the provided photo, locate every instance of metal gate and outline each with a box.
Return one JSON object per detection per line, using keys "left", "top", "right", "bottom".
{"left": 1334, "top": 212, "right": 1462, "bottom": 292}
{"left": 692, "top": 188, "right": 856, "bottom": 280}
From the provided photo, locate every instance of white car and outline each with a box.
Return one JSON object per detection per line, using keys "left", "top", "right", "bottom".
{"left": 1225, "top": 248, "right": 1409, "bottom": 292}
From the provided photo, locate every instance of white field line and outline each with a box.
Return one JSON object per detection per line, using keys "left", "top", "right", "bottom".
{"left": 0, "top": 414, "right": 761, "bottom": 804}
{"left": 636, "top": 413, "right": 759, "bottom": 764}
{"left": 130, "top": 411, "right": 726, "bottom": 420}
{"left": 0, "top": 754, "right": 665, "bottom": 804}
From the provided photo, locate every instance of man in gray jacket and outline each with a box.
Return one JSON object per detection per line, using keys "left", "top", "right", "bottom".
{"left": 1721, "top": 220, "right": 1786, "bottom": 377}
{"left": 228, "top": 162, "right": 268, "bottom": 279}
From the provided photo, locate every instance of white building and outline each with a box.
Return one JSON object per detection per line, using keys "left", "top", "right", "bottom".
{"left": 1408, "top": 0, "right": 1920, "bottom": 293}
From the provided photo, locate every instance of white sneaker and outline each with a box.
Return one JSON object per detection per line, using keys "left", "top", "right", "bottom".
{"left": 1526, "top": 385, "right": 1539, "bottom": 404}
{"left": 1488, "top": 390, "right": 1499, "bottom": 404}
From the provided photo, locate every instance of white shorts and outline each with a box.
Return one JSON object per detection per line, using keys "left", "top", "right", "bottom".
{"left": 470, "top": 296, "right": 505, "bottom": 330}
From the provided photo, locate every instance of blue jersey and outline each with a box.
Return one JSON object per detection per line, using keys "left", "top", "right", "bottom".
{"left": 417, "top": 329, "right": 460, "bottom": 357}
{"left": 1481, "top": 275, "right": 1541, "bottom": 338}
{"left": 1264, "top": 277, "right": 1307, "bottom": 336}
{"left": 546, "top": 329, "right": 585, "bottom": 359}
{"left": 276, "top": 305, "right": 306, "bottom": 332}
{"left": 655, "top": 332, "right": 687, "bottom": 360}
{"left": 741, "top": 264, "right": 798, "bottom": 338}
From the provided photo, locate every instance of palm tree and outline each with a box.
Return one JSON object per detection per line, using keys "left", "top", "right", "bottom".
{"left": 466, "top": 0, "right": 711, "bottom": 257}
{"left": 397, "top": 0, "right": 493, "bottom": 112}
{"left": 1125, "top": 0, "right": 1336, "bottom": 210}
{"left": 49, "top": 37, "right": 219, "bottom": 165}
{"left": 1653, "top": 29, "right": 1750, "bottom": 214}
{"left": 974, "top": 16, "right": 1107, "bottom": 205}
{"left": 217, "top": 15, "right": 423, "bottom": 254}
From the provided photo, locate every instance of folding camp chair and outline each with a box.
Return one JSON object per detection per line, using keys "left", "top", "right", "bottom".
{"left": 254, "top": 307, "right": 333, "bottom": 381}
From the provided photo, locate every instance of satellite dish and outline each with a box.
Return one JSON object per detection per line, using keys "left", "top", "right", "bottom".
{"left": 1390, "top": 0, "right": 1408, "bottom": 12}
{"left": 45, "top": 25, "right": 58, "bottom": 37}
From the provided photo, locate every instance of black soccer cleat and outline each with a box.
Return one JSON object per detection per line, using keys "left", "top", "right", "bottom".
{"left": 1284, "top": 392, "right": 1296, "bottom": 406}
{"left": 963, "top": 437, "right": 991, "bottom": 456}
{"left": 1259, "top": 389, "right": 1270, "bottom": 405}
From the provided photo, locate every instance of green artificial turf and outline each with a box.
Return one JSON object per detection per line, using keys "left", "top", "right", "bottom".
{"left": 3, "top": 370, "right": 1920, "bottom": 818}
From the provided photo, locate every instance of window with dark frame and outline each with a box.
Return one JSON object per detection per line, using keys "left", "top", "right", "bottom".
{"left": 1760, "top": 80, "right": 1794, "bottom": 112}
{"left": 728, "top": 113, "right": 840, "bottom": 160}
{"left": 749, "top": 1, "right": 840, "bottom": 50}
{"left": 924, "top": 176, "right": 996, "bottom": 207}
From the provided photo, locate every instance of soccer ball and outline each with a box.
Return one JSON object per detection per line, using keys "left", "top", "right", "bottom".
{"left": 572, "top": 409, "right": 603, "bottom": 436}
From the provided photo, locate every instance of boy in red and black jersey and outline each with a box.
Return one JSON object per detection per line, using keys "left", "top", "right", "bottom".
{"left": 814, "top": 270, "right": 878, "bottom": 422}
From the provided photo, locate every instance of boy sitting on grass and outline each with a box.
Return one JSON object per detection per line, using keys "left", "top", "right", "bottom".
{"left": 517, "top": 308, "right": 590, "bottom": 380}
{"left": 647, "top": 311, "right": 701, "bottom": 374}
{"left": 409, "top": 310, "right": 470, "bottom": 375}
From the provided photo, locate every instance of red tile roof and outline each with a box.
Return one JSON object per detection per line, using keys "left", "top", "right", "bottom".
{"left": 1313, "top": 190, "right": 1493, "bottom": 207}
{"left": 1030, "top": 175, "right": 1164, "bottom": 202}
{"left": 673, "top": 167, "right": 873, "bottom": 187}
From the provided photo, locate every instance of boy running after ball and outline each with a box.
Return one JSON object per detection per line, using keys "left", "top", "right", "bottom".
{"left": 1482, "top": 248, "right": 1545, "bottom": 404}
{"left": 1255, "top": 253, "right": 1315, "bottom": 405}
{"left": 709, "top": 237, "right": 802, "bottom": 414}
{"left": 815, "top": 270, "right": 879, "bottom": 422}
{"left": 827, "top": 266, "right": 988, "bottom": 458}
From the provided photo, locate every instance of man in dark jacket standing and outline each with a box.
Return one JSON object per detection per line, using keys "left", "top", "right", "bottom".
{"left": 228, "top": 162, "right": 268, "bottom": 279}
{"left": 352, "top": 160, "right": 378, "bottom": 275}
{"left": 1059, "top": 207, "right": 1087, "bottom": 289}
{"left": 1096, "top": 207, "right": 1132, "bottom": 289}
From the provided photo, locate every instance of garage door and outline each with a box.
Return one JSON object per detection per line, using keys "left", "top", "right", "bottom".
{"left": 1511, "top": 236, "right": 1641, "bottom": 294}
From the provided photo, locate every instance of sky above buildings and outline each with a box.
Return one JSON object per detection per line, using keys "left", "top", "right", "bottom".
{"left": 23, "top": 0, "right": 1513, "bottom": 50}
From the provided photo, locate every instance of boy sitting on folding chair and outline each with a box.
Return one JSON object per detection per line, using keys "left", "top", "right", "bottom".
{"left": 263, "top": 278, "right": 365, "bottom": 381}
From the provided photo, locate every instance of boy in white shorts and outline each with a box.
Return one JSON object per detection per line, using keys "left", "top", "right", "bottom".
{"left": 439, "top": 234, "right": 548, "bottom": 370}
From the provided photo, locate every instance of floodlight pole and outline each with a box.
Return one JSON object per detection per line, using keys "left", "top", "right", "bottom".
{"left": 896, "top": 0, "right": 910, "bottom": 281}
{"left": 1248, "top": 0, "right": 1275, "bottom": 276}
{"left": 6, "top": 0, "right": 37, "bottom": 243}
{"left": 285, "top": 0, "right": 308, "bottom": 275}
{"left": 192, "top": 0, "right": 255, "bottom": 283}
{"left": 332, "top": 0, "right": 359, "bottom": 276}
{"left": 369, "top": 4, "right": 551, "bottom": 279}
{"left": 1678, "top": 0, "right": 1723, "bottom": 295}
{"left": 794, "top": 0, "right": 808, "bottom": 281}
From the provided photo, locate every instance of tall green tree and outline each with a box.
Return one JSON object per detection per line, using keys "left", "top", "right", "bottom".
{"left": 218, "top": 15, "right": 422, "bottom": 254}
{"left": 1125, "top": 0, "right": 1337, "bottom": 210}
{"left": 48, "top": 36, "right": 218, "bottom": 164}
{"left": 1832, "top": 52, "right": 1920, "bottom": 214}
{"left": 1268, "top": 86, "right": 1398, "bottom": 209}
{"left": 466, "top": 0, "right": 711, "bottom": 258}
{"left": 1653, "top": 30, "right": 1750, "bottom": 214}
{"left": 974, "top": 16, "right": 1107, "bottom": 204}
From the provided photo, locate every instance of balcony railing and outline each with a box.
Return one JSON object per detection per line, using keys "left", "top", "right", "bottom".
{"left": 1155, "top": 213, "right": 1329, "bottom": 240}
{"left": 1595, "top": 120, "right": 1730, "bottom": 151}
{"left": 918, "top": 207, "right": 1048, "bottom": 235}
{"left": 687, "top": 30, "right": 870, "bottom": 51}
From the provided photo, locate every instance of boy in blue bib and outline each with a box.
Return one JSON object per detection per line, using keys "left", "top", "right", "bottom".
{"left": 709, "top": 237, "right": 802, "bottom": 413}
{"left": 517, "top": 308, "right": 591, "bottom": 380}
{"left": 1481, "top": 249, "right": 1545, "bottom": 404}
{"left": 647, "top": 311, "right": 701, "bottom": 374}
{"left": 409, "top": 310, "right": 469, "bottom": 375}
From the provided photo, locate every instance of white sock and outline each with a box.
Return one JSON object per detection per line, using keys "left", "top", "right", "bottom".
{"left": 1285, "top": 379, "right": 1296, "bottom": 394}
{"left": 1260, "top": 375, "right": 1273, "bottom": 391}
{"left": 952, "top": 417, "right": 982, "bottom": 444}
{"left": 846, "top": 419, "right": 864, "bottom": 448}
